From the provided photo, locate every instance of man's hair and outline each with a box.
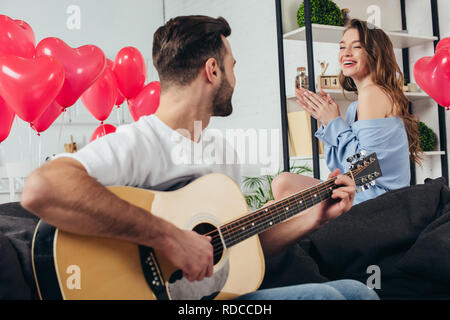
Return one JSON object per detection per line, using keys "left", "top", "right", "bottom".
{"left": 152, "top": 15, "right": 231, "bottom": 88}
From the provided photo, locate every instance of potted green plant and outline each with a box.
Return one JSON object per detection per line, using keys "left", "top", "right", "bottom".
{"left": 243, "top": 164, "right": 312, "bottom": 210}
{"left": 297, "top": 0, "right": 345, "bottom": 28}
{"left": 418, "top": 122, "right": 437, "bottom": 152}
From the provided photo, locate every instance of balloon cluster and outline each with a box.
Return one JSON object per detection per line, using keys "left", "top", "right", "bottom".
{"left": 0, "top": 14, "right": 161, "bottom": 144}
{"left": 414, "top": 37, "right": 450, "bottom": 110}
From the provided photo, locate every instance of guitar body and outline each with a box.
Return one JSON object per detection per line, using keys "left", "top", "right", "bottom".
{"left": 32, "top": 174, "right": 265, "bottom": 300}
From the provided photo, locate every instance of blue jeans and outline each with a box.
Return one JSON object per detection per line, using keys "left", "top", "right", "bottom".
{"left": 236, "top": 280, "right": 379, "bottom": 300}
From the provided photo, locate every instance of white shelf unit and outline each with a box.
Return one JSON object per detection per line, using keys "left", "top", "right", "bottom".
{"left": 423, "top": 151, "right": 446, "bottom": 156}
{"left": 283, "top": 24, "right": 438, "bottom": 49}
{"left": 282, "top": 21, "right": 444, "bottom": 183}
{"left": 290, "top": 154, "right": 325, "bottom": 161}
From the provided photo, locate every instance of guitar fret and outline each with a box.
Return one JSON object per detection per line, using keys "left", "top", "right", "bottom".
{"left": 222, "top": 176, "right": 351, "bottom": 248}
{"left": 221, "top": 164, "right": 380, "bottom": 248}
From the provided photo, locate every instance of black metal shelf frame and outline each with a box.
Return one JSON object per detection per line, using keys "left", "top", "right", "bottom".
{"left": 275, "top": 0, "right": 449, "bottom": 185}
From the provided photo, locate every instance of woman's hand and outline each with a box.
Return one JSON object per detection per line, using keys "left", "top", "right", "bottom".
{"left": 295, "top": 87, "right": 340, "bottom": 126}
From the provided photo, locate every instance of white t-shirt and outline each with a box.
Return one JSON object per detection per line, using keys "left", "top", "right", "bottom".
{"left": 56, "top": 115, "right": 241, "bottom": 191}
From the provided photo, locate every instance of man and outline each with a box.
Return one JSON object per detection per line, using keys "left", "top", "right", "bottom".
{"left": 20, "top": 15, "right": 376, "bottom": 300}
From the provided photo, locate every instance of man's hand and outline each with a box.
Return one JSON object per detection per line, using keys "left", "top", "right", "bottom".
{"left": 315, "top": 169, "right": 355, "bottom": 228}
{"left": 159, "top": 228, "right": 214, "bottom": 282}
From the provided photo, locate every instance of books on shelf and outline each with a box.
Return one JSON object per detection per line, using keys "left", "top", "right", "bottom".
{"left": 288, "top": 111, "right": 324, "bottom": 157}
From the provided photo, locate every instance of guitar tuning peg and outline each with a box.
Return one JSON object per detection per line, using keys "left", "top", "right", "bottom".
{"left": 370, "top": 180, "right": 376, "bottom": 187}
{"left": 356, "top": 186, "right": 365, "bottom": 193}
{"left": 346, "top": 156, "right": 354, "bottom": 163}
{"left": 363, "top": 184, "right": 370, "bottom": 190}
{"left": 360, "top": 150, "right": 367, "bottom": 157}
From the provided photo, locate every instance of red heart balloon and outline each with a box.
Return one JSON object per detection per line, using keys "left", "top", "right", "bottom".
{"left": 90, "top": 123, "right": 116, "bottom": 142}
{"left": 31, "top": 100, "right": 63, "bottom": 134}
{"left": 106, "top": 58, "right": 125, "bottom": 106}
{"left": 81, "top": 61, "right": 118, "bottom": 122}
{"left": 0, "top": 96, "right": 15, "bottom": 143}
{"left": 113, "top": 47, "right": 147, "bottom": 99}
{"left": 414, "top": 46, "right": 450, "bottom": 107}
{"left": 14, "top": 19, "right": 36, "bottom": 47}
{"left": 116, "top": 88, "right": 126, "bottom": 106}
{"left": 0, "top": 55, "right": 65, "bottom": 123}
{"left": 127, "top": 81, "right": 161, "bottom": 121}
{"left": 436, "top": 37, "right": 450, "bottom": 52}
{"left": 0, "top": 15, "right": 35, "bottom": 58}
{"left": 36, "top": 37, "right": 106, "bottom": 108}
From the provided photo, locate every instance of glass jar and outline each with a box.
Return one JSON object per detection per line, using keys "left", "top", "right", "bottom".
{"left": 295, "top": 67, "right": 308, "bottom": 90}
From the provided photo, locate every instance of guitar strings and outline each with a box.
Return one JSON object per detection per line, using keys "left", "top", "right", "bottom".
{"left": 210, "top": 175, "right": 369, "bottom": 258}
{"left": 206, "top": 167, "right": 369, "bottom": 251}
{"left": 218, "top": 164, "right": 369, "bottom": 240}
{"left": 209, "top": 168, "right": 360, "bottom": 240}
{"left": 209, "top": 173, "right": 369, "bottom": 253}
{"left": 208, "top": 172, "right": 353, "bottom": 246}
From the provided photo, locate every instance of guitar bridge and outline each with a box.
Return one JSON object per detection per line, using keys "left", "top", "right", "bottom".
{"left": 139, "top": 246, "right": 169, "bottom": 300}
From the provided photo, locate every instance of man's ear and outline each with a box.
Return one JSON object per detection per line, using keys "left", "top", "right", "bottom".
{"left": 204, "top": 57, "right": 219, "bottom": 84}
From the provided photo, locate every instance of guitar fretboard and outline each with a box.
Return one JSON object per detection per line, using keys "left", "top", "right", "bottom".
{"left": 219, "top": 172, "right": 352, "bottom": 248}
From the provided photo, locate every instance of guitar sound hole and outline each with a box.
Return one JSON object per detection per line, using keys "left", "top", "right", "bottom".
{"left": 193, "top": 223, "right": 223, "bottom": 265}
{"left": 169, "top": 270, "right": 183, "bottom": 284}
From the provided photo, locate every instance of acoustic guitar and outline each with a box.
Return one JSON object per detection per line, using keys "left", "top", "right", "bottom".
{"left": 32, "top": 152, "right": 382, "bottom": 300}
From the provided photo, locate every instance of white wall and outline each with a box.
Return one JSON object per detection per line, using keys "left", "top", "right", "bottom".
{"left": 164, "top": 0, "right": 284, "bottom": 178}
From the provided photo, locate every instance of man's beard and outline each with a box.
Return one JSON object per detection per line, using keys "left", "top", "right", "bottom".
{"left": 212, "top": 75, "right": 233, "bottom": 117}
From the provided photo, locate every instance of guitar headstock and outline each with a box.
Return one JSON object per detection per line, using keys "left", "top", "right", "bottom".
{"left": 347, "top": 151, "right": 383, "bottom": 192}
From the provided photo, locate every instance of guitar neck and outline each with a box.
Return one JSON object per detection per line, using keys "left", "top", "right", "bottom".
{"left": 220, "top": 172, "right": 353, "bottom": 248}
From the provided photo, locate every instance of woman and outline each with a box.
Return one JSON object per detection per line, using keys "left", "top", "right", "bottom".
{"left": 273, "top": 19, "right": 421, "bottom": 205}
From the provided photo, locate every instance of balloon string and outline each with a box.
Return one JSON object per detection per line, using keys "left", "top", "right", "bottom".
{"left": 116, "top": 106, "right": 121, "bottom": 126}
{"left": 28, "top": 123, "right": 32, "bottom": 158}
{"left": 16, "top": 118, "right": 24, "bottom": 161}
{"left": 38, "top": 134, "right": 42, "bottom": 167}
{"left": 29, "top": 125, "right": 34, "bottom": 165}
{"left": 0, "top": 144, "right": 4, "bottom": 166}
{"left": 58, "top": 111, "right": 65, "bottom": 147}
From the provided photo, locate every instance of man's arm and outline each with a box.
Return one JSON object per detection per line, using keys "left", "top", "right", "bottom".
{"left": 259, "top": 171, "right": 355, "bottom": 257}
{"left": 21, "top": 157, "right": 213, "bottom": 281}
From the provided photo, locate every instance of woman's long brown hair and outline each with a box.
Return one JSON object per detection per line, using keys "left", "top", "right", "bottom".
{"left": 339, "top": 19, "right": 422, "bottom": 164}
